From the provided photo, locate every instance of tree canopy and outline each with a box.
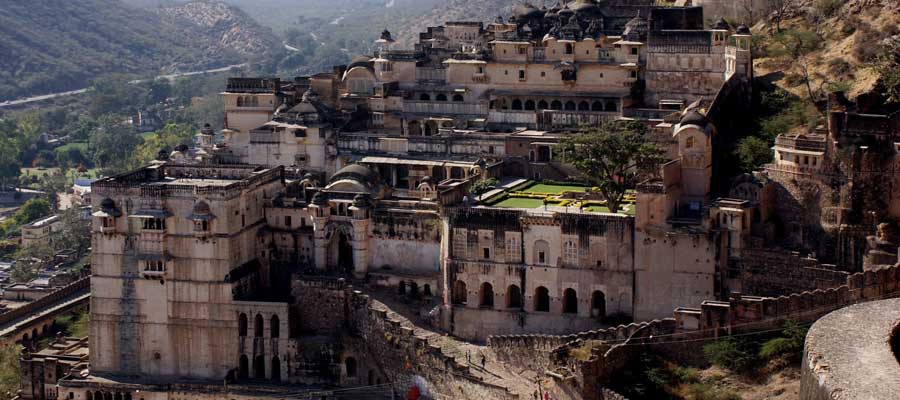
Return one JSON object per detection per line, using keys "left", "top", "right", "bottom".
{"left": 557, "top": 121, "right": 665, "bottom": 213}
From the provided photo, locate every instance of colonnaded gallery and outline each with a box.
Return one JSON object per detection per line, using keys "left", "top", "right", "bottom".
{"left": 40, "top": 1, "right": 900, "bottom": 400}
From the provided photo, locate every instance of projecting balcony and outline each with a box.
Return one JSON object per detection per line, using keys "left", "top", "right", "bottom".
{"left": 415, "top": 68, "right": 447, "bottom": 84}
{"left": 403, "top": 101, "right": 488, "bottom": 115}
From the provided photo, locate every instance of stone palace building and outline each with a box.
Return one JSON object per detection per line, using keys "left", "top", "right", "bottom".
{"left": 60, "top": 1, "right": 900, "bottom": 399}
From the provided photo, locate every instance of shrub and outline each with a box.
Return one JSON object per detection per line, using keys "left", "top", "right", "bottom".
{"left": 760, "top": 320, "right": 809, "bottom": 362}
{"left": 683, "top": 383, "right": 741, "bottom": 400}
{"left": 815, "top": 0, "right": 843, "bottom": 17}
{"left": 704, "top": 338, "right": 759, "bottom": 373}
{"left": 470, "top": 177, "right": 499, "bottom": 196}
{"left": 674, "top": 366, "right": 701, "bottom": 384}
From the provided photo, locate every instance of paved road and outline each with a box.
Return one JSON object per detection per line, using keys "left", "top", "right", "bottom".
{"left": 0, "top": 63, "right": 247, "bottom": 109}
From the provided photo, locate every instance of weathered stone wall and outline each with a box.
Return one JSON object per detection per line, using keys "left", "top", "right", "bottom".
{"left": 800, "top": 298, "right": 900, "bottom": 400}
{"left": 737, "top": 249, "right": 849, "bottom": 297}
{"left": 290, "top": 277, "right": 351, "bottom": 334}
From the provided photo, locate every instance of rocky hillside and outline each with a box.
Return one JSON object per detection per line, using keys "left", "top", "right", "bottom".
{"left": 0, "top": 0, "right": 278, "bottom": 101}
{"left": 156, "top": 1, "right": 279, "bottom": 58}
{"left": 753, "top": 0, "right": 899, "bottom": 105}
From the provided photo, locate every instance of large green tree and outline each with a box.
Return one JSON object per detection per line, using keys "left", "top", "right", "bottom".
{"left": 557, "top": 121, "right": 665, "bottom": 214}
{"left": 88, "top": 115, "right": 143, "bottom": 174}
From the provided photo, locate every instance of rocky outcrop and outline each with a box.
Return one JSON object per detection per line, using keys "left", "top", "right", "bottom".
{"left": 157, "top": 1, "right": 280, "bottom": 59}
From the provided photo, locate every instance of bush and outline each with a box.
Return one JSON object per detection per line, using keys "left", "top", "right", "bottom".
{"left": 470, "top": 177, "right": 499, "bottom": 196}
{"left": 704, "top": 338, "right": 759, "bottom": 373}
{"left": 683, "top": 383, "right": 741, "bottom": 400}
{"left": 815, "top": 0, "right": 843, "bottom": 17}
{"left": 760, "top": 320, "right": 808, "bottom": 362}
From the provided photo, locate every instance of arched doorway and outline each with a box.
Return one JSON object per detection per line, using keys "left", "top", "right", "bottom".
{"left": 270, "top": 315, "right": 280, "bottom": 338}
{"left": 408, "top": 120, "right": 422, "bottom": 136}
{"left": 345, "top": 357, "right": 358, "bottom": 378}
{"left": 564, "top": 101, "right": 576, "bottom": 111}
{"left": 534, "top": 286, "right": 550, "bottom": 312}
{"left": 550, "top": 100, "right": 562, "bottom": 110}
{"left": 479, "top": 283, "right": 494, "bottom": 308}
{"left": 563, "top": 288, "right": 578, "bottom": 314}
{"left": 537, "top": 100, "right": 549, "bottom": 110}
{"left": 591, "top": 291, "right": 606, "bottom": 321}
{"left": 254, "top": 355, "right": 266, "bottom": 379}
{"left": 452, "top": 281, "right": 467, "bottom": 305}
{"left": 506, "top": 285, "right": 522, "bottom": 308}
{"left": 254, "top": 314, "right": 263, "bottom": 337}
{"left": 239, "top": 355, "right": 249, "bottom": 379}
{"left": 398, "top": 280, "right": 407, "bottom": 295}
{"left": 238, "top": 313, "right": 248, "bottom": 336}
{"left": 271, "top": 356, "right": 281, "bottom": 382}
{"left": 337, "top": 230, "right": 354, "bottom": 275}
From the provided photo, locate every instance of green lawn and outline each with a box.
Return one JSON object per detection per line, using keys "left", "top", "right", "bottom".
{"left": 524, "top": 183, "right": 590, "bottom": 195}
{"left": 493, "top": 197, "right": 546, "bottom": 209}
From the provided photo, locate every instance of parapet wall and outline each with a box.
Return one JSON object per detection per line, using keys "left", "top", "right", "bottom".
{"left": 485, "top": 263, "right": 900, "bottom": 399}
{"left": 0, "top": 277, "right": 90, "bottom": 331}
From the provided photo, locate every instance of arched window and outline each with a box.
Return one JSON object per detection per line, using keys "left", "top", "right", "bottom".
{"left": 592, "top": 101, "right": 603, "bottom": 111}
{"left": 254, "top": 314, "right": 263, "bottom": 337}
{"left": 534, "top": 286, "right": 550, "bottom": 312}
{"left": 419, "top": 93, "right": 431, "bottom": 101}
{"left": 409, "top": 282, "right": 420, "bottom": 298}
{"left": 605, "top": 101, "right": 617, "bottom": 112}
{"left": 398, "top": 280, "right": 407, "bottom": 295}
{"left": 524, "top": 100, "right": 535, "bottom": 110}
{"left": 506, "top": 285, "right": 522, "bottom": 308}
{"left": 423, "top": 284, "right": 432, "bottom": 296}
{"left": 238, "top": 313, "right": 248, "bottom": 337}
{"left": 436, "top": 93, "right": 448, "bottom": 101}
{"left": 87, "top": 392, "right": 93, "bottom": 400}
{"left": 345, "top": 357, "right": 358, "bottom": 378}
{"left": 578, "top": 101, "right": 590, "bottom": 111}
{"left": 236, "top": 97, "right": 244, "bottom": 107}
{"left": 250, "top": 96, "right": 259, "bottom": 107}
{"left": 271, "top": 357, "right": 281, "bottom": 382}
{"left": 550, "top": 100, "right": 562, "bottom": 110}
{"left": 537, "top": 100, "right": 549, "bottom": 110}
{"left": 452, "top": 280, "right": 467, "bottom": 305}
{"left": 685, "top": 136, "right": 695, "bottom": 149}
{"left": 270, "top": 315, "right": 280, "bottom": 338}
{"left": 408, "top": 120, "right": 422, "bottom": 136}
{"left": 479, "top": 282, "right": 494, "bottom": 308}
{"left": 563, "top": 288, "right": 578, "bottom": 314}
{"left": 565, "top": 43, "right": 574, "bottom": 54}
{"left": 511, "top": 99, "right": 523, "bottom": 110}
{"left": 564, "top": 101, "right": 576, "bottom": 111}
{"left": 254, "top": 355, "right": 265, "bottom": 379}
{"left": 533, "top": 240, "right": 550, "bottom": 265}
{"left": 239, "top": 355, "right": 249, "bottom": 379}
{"left": 453, "top": 94, "right": 464, "bottom": 102}
{"left": 591, "top": 291, "right": 606, "bottom": 320}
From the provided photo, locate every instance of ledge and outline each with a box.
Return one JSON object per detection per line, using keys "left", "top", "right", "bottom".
{"left": 801, "top": 298, "right": 900, "bottom": 400}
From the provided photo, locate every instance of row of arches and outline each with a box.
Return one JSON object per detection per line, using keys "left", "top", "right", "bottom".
{"left": 397, "top": 280, "right": 433, "bottom": 298}
{"left": 418, "top": 93, "right": 464, "bottom": 102}
{"left": 85, "top": 392, "right": 132, "bottom": 400}
{"left": 235, "top": 96, "right": 260, "bottom": 107}
{"left": 238, "top": 313, "right": 280, "bottom": 338}
{"left": 491, "top": 99, "right": 617, "bottom": 112}
{"left": 20, "top": 323, "right": 52, "bottom": 344}
{"left": 407, "top": 119, "right": 455, "bottom": 136}
{"left": 238, "top": 354, "right": 281, "bottom": 381}
{"left": 451, "top": 281, "right": 607, "bottom": 317}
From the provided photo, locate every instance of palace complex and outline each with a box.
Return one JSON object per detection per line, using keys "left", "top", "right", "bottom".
{"left": 37, "top": 1, "right": 900, "bottom": 400}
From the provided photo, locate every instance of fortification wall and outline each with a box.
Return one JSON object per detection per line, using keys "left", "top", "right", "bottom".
{"left": 737, "top": 249, "right": 849, "bottom": 297}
